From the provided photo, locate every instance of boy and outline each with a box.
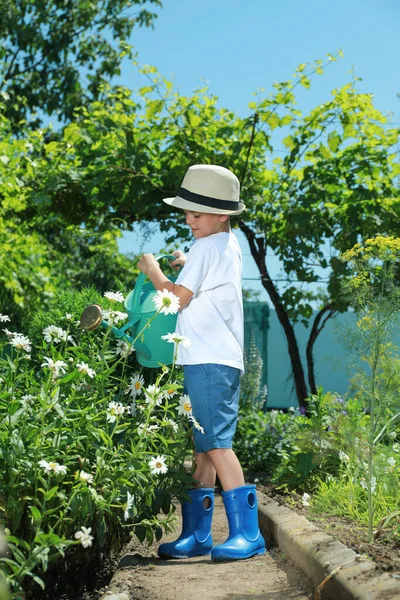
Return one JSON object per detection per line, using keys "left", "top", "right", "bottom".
{"left": 137, "top": 164, "right": 265, "bottom": 561}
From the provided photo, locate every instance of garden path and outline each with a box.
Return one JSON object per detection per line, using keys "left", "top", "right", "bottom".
{"left": 100, "top": 495, "right": 314, "bottom": 600}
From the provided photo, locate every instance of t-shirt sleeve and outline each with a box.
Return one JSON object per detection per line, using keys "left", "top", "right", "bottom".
{"left": 175, "top": 243, "right": 211, "bottom": 296}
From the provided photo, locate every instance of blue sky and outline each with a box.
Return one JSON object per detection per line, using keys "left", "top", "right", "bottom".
{"left": 117, "top": 0, "right": 400, "bottom": 301}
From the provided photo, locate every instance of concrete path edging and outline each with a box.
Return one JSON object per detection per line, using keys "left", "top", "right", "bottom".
{"left": 258, "top": 491, "right": 400, "bottom": 600}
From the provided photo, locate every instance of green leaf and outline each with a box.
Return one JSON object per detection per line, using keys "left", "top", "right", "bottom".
{"left": 139, "top": 86, "right": 154, "bottom": 96}
{"left": 29, "top": 506, "right": 42, "bottom": 521}
{"left": 145, "top": 100, "right": 163, "bottom": 119}
{"left": 151, "top": 488, "right": 165, "bottom": 514}
{"left": 135, "top": 525, "right": 146, "bottom": 543}
{"left": 44, "top": 486, "right": 59, "bottom": 501}
{"left": 188, "top": 112, "right": 201, "bottom": 128}
{"left": 300, "top": 76, "right": 310, "bottom": 89}
{"left": 30, "top": 192, "right": 52, "bottom": 207}
{"left": 327, "top": 132, "right": 341, "bottom": 152}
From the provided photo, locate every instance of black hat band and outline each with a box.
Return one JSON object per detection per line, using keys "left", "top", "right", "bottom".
{"left": 178, "top": 187, "right": 240, "bottom": 211}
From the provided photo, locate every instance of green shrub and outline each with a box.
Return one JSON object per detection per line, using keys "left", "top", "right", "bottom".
{"left": 0, "top": 291, "right": 195, "bottom": 599}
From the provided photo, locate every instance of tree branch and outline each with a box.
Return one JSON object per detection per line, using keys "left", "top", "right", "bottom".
{"left": 306, "top": 302, "right": 337, "bottom": 395}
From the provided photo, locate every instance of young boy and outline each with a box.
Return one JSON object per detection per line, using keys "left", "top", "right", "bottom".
{"left": 137, "top": 164, "right": 265, "bottom": 561}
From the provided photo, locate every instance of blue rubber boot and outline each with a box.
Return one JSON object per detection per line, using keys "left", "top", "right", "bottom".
{"left": 158, "top": 488, "right": 214, "bottom": 559}
{"left": 211, "top": 485, "right": 265, "bottom": 561}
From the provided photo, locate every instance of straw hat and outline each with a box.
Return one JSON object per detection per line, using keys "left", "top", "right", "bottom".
{"left": 163, "top": 164, "right": 246, "bottom": 215}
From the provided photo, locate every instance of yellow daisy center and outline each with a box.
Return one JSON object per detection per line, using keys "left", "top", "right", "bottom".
{"left": 162, "top": 297, "right": 171, "bottom": 306}
{"left": 155, "top": 461, "right": 162, "bottom": 469}
{"left": 183, "top": 402, "right": 191, "bottom": 412}
{"left": 135, "top": 381, "right": 141, "bottom": 389}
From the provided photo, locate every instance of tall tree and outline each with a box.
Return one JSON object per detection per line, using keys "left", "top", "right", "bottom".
{"left": 2, "top": 58, "right": 399, "bottom": 407}
{"left": 0, "top": 0, "right": 161, "bottom": 126}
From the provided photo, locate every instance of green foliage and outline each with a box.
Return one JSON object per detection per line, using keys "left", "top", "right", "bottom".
{"left": 0, "top": 0, "right": 162, "bottom": 126}
{"left": 272, "top": 389, "right": 344, "bottom": 488}
{"left": 0, "top": 292, "right": 195, "bottom": 598}
{"left": 234, "top": 406, "right": 296, "bottom": 475}
{"left": 2, "top": 56, "right": 399, "bottom": 330}
{"left": 0, "top": 217, "right": 139, "bottom": 329}
{"left": 240, "top": 333, "right": 266, "bottom": 410}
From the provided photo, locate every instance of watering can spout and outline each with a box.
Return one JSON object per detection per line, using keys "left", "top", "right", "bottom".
{"left": 80, "top": 304, "right": 152, "bottom": 361}
{"left": 80, "top": 304, "right": 133, "bottom": 342}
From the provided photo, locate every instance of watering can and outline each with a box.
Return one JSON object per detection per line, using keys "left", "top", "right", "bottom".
{"left": 80, "top": 254, "right": 180, "bottom": 368}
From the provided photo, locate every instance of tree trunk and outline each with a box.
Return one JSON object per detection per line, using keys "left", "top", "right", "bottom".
{"left": 239, "top": 222, "right": 309, "bottom": 409}
{"left": 306, "top": 302, "right": 337, "bottom": 395}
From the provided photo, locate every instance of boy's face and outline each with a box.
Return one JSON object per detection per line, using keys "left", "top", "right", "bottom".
{"left": 184, "top": 211, "right": 229, "bottom": 239}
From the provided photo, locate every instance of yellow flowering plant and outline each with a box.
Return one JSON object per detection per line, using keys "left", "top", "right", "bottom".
{"left": 340, "top": 236, "right": 400, "bottom": 542}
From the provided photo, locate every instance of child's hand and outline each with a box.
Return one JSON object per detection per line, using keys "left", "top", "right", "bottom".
{"left": 169, "top": 250, "right": 186, "bottom": 271}
{"left": 137, "top": 253, "right": 160, "bottom": 276}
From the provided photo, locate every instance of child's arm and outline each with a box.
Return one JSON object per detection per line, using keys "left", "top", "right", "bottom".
{"left": 137, "top": 253, "right": 193, "bottom": 310}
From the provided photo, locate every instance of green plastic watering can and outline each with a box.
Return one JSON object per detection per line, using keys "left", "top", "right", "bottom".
{"left": 80, "top": 254, "right": 180, "bottom": 368}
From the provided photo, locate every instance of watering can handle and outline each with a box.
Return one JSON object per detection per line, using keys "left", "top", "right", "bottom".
{"left": 131, "top": 254, "right": 180, "bottom": 316}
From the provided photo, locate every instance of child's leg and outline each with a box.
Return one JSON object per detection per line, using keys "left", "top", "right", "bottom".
{"left": 193, "top": 452, "right": 217, "bottom": 489}
{"left": 207, "top": 448, "right": 245, "bottom": 491}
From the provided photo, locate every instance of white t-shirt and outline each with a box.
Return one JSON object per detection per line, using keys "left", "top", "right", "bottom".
{"left": 175, "top": 231, "right": 244, "bottom": 374}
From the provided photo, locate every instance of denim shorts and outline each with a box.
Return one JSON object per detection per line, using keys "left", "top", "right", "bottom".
{"left": 183, "top": 363, "right": 240, "bottom": 453}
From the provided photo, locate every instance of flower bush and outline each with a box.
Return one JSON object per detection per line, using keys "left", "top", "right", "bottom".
{"left": 0, "top": 288, "right": 196, "bottom": 599}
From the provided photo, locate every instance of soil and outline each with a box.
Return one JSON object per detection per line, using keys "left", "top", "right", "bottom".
{"left": 257, "top": 482, "right": 400, "bottom": 575}
{"left": 96, "top": 494, "right": 315, "bottom": 600}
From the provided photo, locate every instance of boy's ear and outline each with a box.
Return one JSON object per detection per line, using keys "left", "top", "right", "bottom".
{"left": 219, "top": 214, "right": 230, "bottom": 223}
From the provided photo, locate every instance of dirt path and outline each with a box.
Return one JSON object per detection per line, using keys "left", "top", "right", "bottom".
{"left": 100, "top": 495, "right": 314, "bottom": 600}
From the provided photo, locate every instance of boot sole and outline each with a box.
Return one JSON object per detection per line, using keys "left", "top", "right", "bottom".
{"left": 158, "top": 549, "right": 212, "bottom": 559}
{"left": 211, "top": 547, "right": 266, "bottom": 562}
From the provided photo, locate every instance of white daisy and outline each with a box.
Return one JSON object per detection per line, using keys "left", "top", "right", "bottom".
{"left": 104, "top": 291, "right": 125, "bottom": 303}
{"left": 124, "top": 491, "right": 134, "bottom": 521}
{"left": 102, "top": 310, "right": 128, "bottom": 325}
{"left": 165, "top": 418, "right": 179, "bottom": 433}
{"left": 106, "top": 401, "right": 126, "bottom": 423}
{"left": 79, "top": 470, "right": 94, "bottom": 484}
{"left": 2, "top": 328, "right": 14, "bottom": 337}
{"left": 38, "top": 460, "right": 67, "bottom": 475}
{"left": 145, "top": 384, "right": 163, "bottom": 406}
{"left": 74, "top": 526, "right": 94, "bottom": 548}
{"left": 76, "top": 362, "right": 96, "bottom": 378}
{"left": 177, "top": 394, "right": 192, "bottom": 416}
{"left": 126, "top": 374, "right": 145, "bottom": 398}
{"left": 41, "top": 357, "right": 67, "bottom": 379}
{"left": 302, "top": 493, "right": 310, "bottom": 507}
{"left": 43, "top": 325, "right": 66, "bottom": 344}
{"left": 149, "top": 455, "right": 168, "bottom": 475}
{"left": 163, "top": 385, "right": 179, "bottom": 399}
{"left": 115, "top": 339, "right": 134, "bottom": 358}
{"left": 360, "top": 476, "right": 377, "bottom": 493}
{"left": 161, "top": 332, "right": 191, "bottom": 348}
{"left": 153, "top": 289, "right": 180, "bottom": 315}
{"left": 137, "top": 423, "right": 159, "bottom": 435}
{"left": 0, "top": 314, "right": 10, "bottom": 323}
{"left": 9, "top": 334, "right": 31, "bottom": 353}
{"left": 20, "top": 394, "right": 35, "bottom": 408}
{"left": 64, "top": 313, "right": 73, "bottom": 320}
{"left": 189, "top": 415, "right": 205, "bottom": 434}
